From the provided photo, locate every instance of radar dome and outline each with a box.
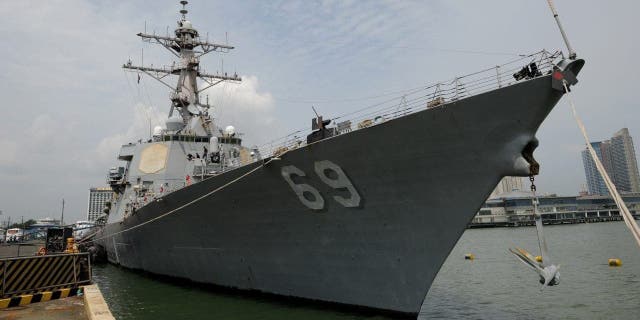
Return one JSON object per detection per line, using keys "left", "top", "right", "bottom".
{"left": 166, "top": 116, "right": 184, "bottom": 131}
{"left": 182, "top": 21, "right": 193, "bottom": 29}
{"left": 153, "top": 126, "right": 163, "bottom": 136}
{"left": 225, "top": 125, "right": 236, "bottom": 136}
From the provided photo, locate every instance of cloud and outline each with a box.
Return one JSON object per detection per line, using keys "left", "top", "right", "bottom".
{"left": 0, "top": 140, "right": 17, "bottom": 167}
{"left": 250, "top": 0, "right": 436, "bottom": 68}
{"left": 203, "top": 75, "right": 278, "bottom": 147}
{"left": 0, "top": 113, "right": 75, "bottom": 176}
{"left": 93, "top": 103, "right": 168, "bottom": 170}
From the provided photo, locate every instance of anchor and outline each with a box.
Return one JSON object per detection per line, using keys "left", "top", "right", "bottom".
{"left": 509, "top": 166, "right": 560, "bottom": 288}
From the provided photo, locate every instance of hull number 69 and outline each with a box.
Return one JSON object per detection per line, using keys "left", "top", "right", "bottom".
{"left": 281, "top": 160, "right": 361, "bottom": 210}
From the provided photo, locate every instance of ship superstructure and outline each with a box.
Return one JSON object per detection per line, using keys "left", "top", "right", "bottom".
{"left": 107, "top": 1, "right": 257, "bottom": 221}
{"left": 96, "top": 2, "right": 585, "bottom": 317}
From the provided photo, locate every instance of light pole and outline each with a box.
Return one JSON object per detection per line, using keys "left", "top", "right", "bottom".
{"left": 0, "top": 210, "right": 3, "bottom": 244}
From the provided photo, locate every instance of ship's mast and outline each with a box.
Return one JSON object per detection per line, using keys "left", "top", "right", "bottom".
{"left": 123, "top": 1, "right": 241, "bottom": 126}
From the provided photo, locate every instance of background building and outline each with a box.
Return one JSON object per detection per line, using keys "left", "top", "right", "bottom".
{"left": 581, "top": 128, "right": 640, "bottom": 195}
{"left": 610, "top": 128, "right": 640, "bottom": 193}
{"left": 87, "top": 187, "right": 113, "bottom": 222}
{"left": 582, "top": 142, "right": 609, "bottom": 195}
{"left": 489, "top": 176, "right": 524, "bottom": 198}
{"left": 472, "top": 193, "right": 640, "bottom": 226}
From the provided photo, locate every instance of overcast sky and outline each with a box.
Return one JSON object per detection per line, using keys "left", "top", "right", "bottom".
{"left": 0, "top": 0, "right": 638, "bottom": 223}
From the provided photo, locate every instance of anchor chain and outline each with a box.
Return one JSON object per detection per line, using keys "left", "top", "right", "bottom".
{"left": 529, "top": 175, "right": 539, "bottom": 220}
{"left": 529, "top": 175, "right": 537, "bottom": 193}
{"left": 529, "top": 172, "right": 547, "bottom": 265}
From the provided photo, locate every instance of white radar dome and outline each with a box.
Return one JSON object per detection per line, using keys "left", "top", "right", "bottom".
{"left": 224, "top": 125, "right": 236, "bottom": 136}
{"left": 182, "top": 21, "right": 193, "bottom": 29}
{"left": 153, "top": 126, "right": 163, "bottom": 136}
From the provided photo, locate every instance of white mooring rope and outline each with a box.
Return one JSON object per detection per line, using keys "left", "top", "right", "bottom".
{"left": 564, "top": 82, "right": 640, "bottom": 248}
{"left": 80, "top": 158, "right": 277, "bottom": 245}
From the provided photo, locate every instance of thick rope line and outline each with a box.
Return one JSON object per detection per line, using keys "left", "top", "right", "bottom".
{"left": 564, "top": 82, "right": 640, "bottom": 248}
{"left": 80, "top": 158, "right": 276, "bottom": 245}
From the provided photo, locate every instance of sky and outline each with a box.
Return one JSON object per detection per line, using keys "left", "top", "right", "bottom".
{"left": 0, "top": 0, "right": 638, "bottom": 224}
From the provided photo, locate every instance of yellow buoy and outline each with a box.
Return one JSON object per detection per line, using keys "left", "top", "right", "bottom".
{"left": 464, "top": 253, "right": 475, "bottom": 260}
{"left": 608, "top": 258, "right": 622, "bottom": 267}
{"left": 535, "top": 256, "right": 543, "bottom": 263}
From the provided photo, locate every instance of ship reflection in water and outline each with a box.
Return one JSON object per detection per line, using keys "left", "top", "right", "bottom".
{"left": 93, "top": 221, "right": 640, "bottom": 320}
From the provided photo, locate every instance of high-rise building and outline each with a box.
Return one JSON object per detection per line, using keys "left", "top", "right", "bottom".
{"left": 582, "top": 142, "right": 609, "bottom": 195}
{"left": 489, "top": 176, "right": 523, "bottom": 198}
{"left": 581, "top": 128, "right": 640, "bottom": 195}
{"left": 87, "top": 187, "right": 114, "bottom": 222}
{"left": 610, "top": 128, "right": 640, "bottom": 193}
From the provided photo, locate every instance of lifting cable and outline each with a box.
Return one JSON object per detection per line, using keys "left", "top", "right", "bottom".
{"left": 563, "top": 81, "right": 640, "bottom": 248}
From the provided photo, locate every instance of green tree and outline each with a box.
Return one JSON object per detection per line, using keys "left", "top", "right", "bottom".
{"left": 9, "top": 219, "right": 37, "bottom": 229}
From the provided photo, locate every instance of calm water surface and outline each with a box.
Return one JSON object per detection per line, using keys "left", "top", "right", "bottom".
{"left": 93, "top": 222, "right": 640, "bottom": 319}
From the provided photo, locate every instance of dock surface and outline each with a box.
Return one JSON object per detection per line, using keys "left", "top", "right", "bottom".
{"left": 0, "top": 241, "right": 42, "bottom": 258}
{"left": 0, "top": 295, "right": 85, "bottom": 320}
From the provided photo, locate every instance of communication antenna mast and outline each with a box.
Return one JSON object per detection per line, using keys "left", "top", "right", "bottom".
{"left": 546, "top": 0, "right": 577, "bottom": 59}
{"left": 122, "top": 1, "right": 241, "bottom": 122}
{"left": 180, "top": 0, "right": 188, "bottom": 18}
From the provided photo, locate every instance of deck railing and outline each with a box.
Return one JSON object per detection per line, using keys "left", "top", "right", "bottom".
{"left": 258, "top": 50, "right": 562, "bottom": 158}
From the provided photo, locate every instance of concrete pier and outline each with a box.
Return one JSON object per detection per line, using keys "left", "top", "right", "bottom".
{"left": 0, "top": 285, "right": 114, "bottom": 320}
{"left": 83, "top": 285, "right": 115, "bottom": 320}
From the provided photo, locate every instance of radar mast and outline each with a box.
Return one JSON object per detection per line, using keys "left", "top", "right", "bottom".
{"left": 123, "top": 1, "right": 241, "bottom": 130}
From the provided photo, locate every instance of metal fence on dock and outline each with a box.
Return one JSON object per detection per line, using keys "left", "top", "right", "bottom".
{"left": 0, "top": 253, "right": 92, "bottom": 298}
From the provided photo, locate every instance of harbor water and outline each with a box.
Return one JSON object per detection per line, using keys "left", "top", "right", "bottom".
{"left": 92, "top": 221, "right": 640, "bottom": 319}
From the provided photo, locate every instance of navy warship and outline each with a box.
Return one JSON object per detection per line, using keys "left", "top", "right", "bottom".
{"left": 93, "top": 1, "right": 585, "bottom": 316}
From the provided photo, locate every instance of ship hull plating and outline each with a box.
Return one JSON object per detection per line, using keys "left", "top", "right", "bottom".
{"left": 99, "top": 75, "right": 563, "bottom": 315}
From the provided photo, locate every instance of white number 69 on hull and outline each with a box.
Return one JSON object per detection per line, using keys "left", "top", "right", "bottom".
{"left": 281, "top": 160, "right": 361, "bottom": 210}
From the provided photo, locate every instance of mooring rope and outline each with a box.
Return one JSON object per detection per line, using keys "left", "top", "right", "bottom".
{"left": 79, "top": 158, "right": 277, "bottom": 245}
{"left": 564, "top": 82, "right": 640, "bottom": 248}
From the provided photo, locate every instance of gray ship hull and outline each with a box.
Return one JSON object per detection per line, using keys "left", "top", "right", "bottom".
{"left": 99, "top": 73, "right": 566, "bottom": 315}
